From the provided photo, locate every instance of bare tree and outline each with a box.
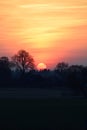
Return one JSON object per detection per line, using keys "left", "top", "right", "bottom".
{"left": 12, "top": 50, "right": 35, "bottom": 74}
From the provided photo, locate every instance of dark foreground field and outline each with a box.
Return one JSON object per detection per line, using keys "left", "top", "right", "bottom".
{"left": 0, "top": 99, "right": 87, "bottom": 130}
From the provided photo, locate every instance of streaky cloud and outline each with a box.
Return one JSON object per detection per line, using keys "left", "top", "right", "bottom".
{"left": 19, "top": 4, "right": 87, "bottom": 10}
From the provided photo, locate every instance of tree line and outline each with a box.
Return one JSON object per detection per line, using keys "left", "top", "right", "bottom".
{"left": 0, "top": 49, "right": 87, "bottom": 97}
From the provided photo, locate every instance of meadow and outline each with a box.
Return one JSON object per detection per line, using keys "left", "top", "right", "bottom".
{"left": 0, "top": 98, "right": 87, "bottom": 130}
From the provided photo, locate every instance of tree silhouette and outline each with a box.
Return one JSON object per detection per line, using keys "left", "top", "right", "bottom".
{"left": 55, "top": 62, "right": 69, "bottom": 72}
{"left": 0, "top": 56, "right": 11, "bottom": 83}
{"left": 67, "top": 65, "right": 87, "bottom": 97}
{"left": 12, "top": 50, "right": 35, "bottom": 74}
{"left": 0, "top": 56, "right": 11, "bottom": 70}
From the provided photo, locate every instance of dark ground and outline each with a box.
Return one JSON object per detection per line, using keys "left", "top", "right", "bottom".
{"left": 0, "top": 98, "right": 87, "bottom": 130}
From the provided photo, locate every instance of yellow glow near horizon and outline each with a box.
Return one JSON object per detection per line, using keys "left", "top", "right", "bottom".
{"left": 37, "top": 63, "right": 47, "bottom": 70}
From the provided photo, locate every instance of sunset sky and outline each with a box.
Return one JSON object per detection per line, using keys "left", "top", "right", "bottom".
{"left": 0, "top": 0, "right": 87, "bottom": 68}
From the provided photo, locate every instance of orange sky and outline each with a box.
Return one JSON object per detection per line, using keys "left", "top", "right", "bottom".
{"left": 0, "top": 0, "right": 87, "bottom": 68}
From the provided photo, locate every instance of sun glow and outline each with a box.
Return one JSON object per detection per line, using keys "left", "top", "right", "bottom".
{"left": 37, "top": 63, "right": 47, "bottom": 70}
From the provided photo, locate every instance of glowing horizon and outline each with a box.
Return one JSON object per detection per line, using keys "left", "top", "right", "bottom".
{"left": 0, "top": 0, "right": 87, "bottom": 68}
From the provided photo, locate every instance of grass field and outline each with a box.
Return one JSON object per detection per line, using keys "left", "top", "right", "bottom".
{"left": 0, "top": 99, "right": 87, "bottom": 130}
